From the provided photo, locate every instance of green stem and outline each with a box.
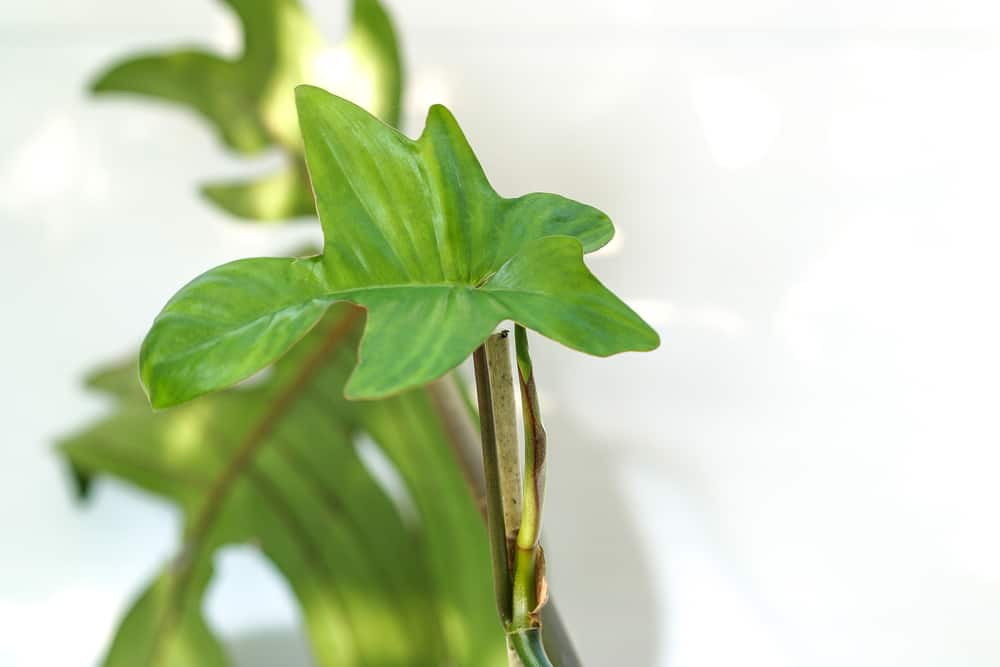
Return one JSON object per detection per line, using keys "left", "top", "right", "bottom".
{"left": 511, "top": 543, "right": 539, "bottom": 632}
{"left": 475, "top": 328, "right": 556, "bottom": 667}
{"left": 472, "top": 342, "right": 513, "bottom": 625}
{"left": 508, "top": 324, "right": 554, "bottom": 667}
{"left": 511, "top": 324, "right": 547, "bottom": 629}
{"left": 485, "top": 332, "right": 523, "bottom": 537}
{"left": 433, "top": 368, "right": 583, "bottom": 665}
{"left": 510, "top": 628, "right": 554, "bottom": 667}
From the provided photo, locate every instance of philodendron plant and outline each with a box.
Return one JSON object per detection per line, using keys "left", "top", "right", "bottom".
{"left": 65, "top": 2, "right": 513, "bottom": 665}
{"left": 138, "top": 86, "right": 659, "bottom": 665}
{"left": 63, "top": 1, "right": 659, "bottom": 665}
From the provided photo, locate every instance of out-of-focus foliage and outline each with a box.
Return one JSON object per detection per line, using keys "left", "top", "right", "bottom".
{"left": 74, "top": 2, "right": 510, "bottom": 664}
{"left": 139, "top": 87, "right": 661, "bottom": 407}
{"left": 61, "top": 306, "right": 506, "bottom": 667}
{"left": 91, "top": 0, "right": 403, "bottom": 221}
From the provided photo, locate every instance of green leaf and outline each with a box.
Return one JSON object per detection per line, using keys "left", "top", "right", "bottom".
{"left": 91, "top": 0, "right": 404, "bottom": 221}
{"left": 62, "top": 306, "right": 506, "bottom": 667}
{"left": 66, "top": 461, "right": 94, "bottom": 500}
{"left": 102, "top": 563, "right": 230, "bottom": 667}
{"left": 349, "top": 0, "right": 405, "bottom": 127}
{"left": 90, "top": 0, "right": 326, "bottom": 154}
{"left": 91, "top": 50, "right": 270, "bottom": 154}
{"left": 200, "top": 164, "right": 316, "bottom": 221}
{"left": 140, "top": 87, "right": 659, "bottom": 407}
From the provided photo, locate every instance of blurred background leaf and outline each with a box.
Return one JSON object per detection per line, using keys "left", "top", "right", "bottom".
{"left": 91, "top": 0, "right": 403, "bottom": 221}
{"left": 61, "top": 305, "right": 507, "bottom": 666}
{"left": 67, "top": 1, "right": 508, "bottom": 665}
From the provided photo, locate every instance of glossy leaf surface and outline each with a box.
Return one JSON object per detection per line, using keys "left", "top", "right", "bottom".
{"left": 62, "top": 306, "right": 506, "bottom": 667}
{"left": 91, "top": 0, "right": 403, "bottom": 221}
{"left": 141, "top": 87, "right": 659, "bottom": 406}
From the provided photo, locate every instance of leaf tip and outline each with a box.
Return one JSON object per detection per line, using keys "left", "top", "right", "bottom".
{"left": 66, "top": 461, "right": 95, "bottom": 501}
{"left": 141, "top": 378, "right": 171, "bottom": 410}
{"left": 88, "top": 67, "right": 117, "bottom": 95}
{"left": 139, "top": 365, "right": 190, "bottom": 410}
{"left": 55, "top": 435, "right": 96, "bottom": 501}
{"left": 621, "top": 310, "right": 662, "bottom": 354}
{"left": 138, "top": 349, "right": 180, "bottom": 410}
{"left": 198, "top": 181, "right": 250, "bottom": 221}
{"left": 587, "top": 215, "right": 616, "bottom": 253}
{"left": 294, "top": 83, "right": 343, "bottom": 117}
{"left": 294, "top": 83, "right": 325, "bottom": 101}
{"left": 641, "top": 326, "right": 662, "bottom": 352}
{"left": 88, "top": 56, "right": 145, "bottom": 96}
{"left": 423, "top": 103, "right": 462, "bottom": 136}
{"left": 426, "top": 102, "right": 454, "bottom": 119}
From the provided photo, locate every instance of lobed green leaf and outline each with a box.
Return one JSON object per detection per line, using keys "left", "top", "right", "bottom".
{"left": 141, "top": 87, "right": 659, "bottom": 406}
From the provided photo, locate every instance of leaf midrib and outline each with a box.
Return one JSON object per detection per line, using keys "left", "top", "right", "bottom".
{"left": 154, "top": 279, "right": 580, "bottom": 370}
{"left": 150, "top": 282, "right": 529, "bottom": 369}
{"left": 147, "top": 310, "right": 365, "bottom": 667}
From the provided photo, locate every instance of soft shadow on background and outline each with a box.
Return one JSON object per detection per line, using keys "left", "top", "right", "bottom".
{"left": 541, "top": 419, "right": 661, "bottom": 666}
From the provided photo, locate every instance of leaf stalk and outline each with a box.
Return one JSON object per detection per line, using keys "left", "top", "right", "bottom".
{"left": 509, "top": 628, "right": 553, "bottom": 667}
{"left": 473, "top": 326, "right": 555, "bottom": 667}
{"left": 473, "top": 342, "right": 514, "bottom": 625}
{"left": 511, "top": 324, "right": 547, "bottom": 630}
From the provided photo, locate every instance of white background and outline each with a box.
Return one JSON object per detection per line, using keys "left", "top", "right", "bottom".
{"left": 3, "top": 1, "right": 1000, "bottom": 665}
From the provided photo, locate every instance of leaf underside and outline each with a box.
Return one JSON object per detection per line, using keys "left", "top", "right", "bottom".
{"left": 61, "top": 306, "right": 507, "bottom": 667}
{"left": 141, "top": 87, "right": 659, "bottom": 407}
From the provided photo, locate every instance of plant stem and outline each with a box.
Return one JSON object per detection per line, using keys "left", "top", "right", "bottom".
{"left": 510, "top": 628, "right": 552, "bottom": 667}
{"left": 473, "top": 342, "right": 513, "bottom": 626}
{"left": 509, "top": 324, "right": 554, "bottom": 667}
{"left": 433, "top": 385, "right": 583, "bottom": 667}
{"left": 486, "top": 332, "right": 531, "bottom": 667}
{"left": 485, "top": 332, "right": 523, "bottom": 538}
{"left": 511, "top": 324, "right": 547, "bottom": 629}
{"left": 470, "top": 329, "right": 564, "bottom": 667}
